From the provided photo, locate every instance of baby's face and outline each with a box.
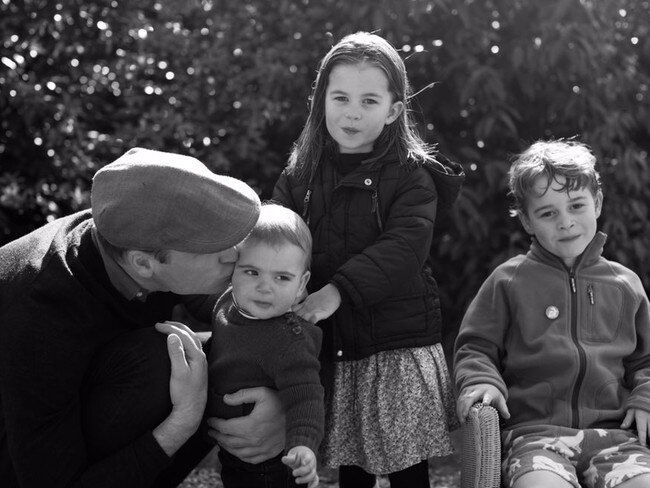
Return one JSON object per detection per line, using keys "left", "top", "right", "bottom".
{"left": 519, "top": 175, "right": 602, "bottom": 269}
{"left": 231, "top": 240, "right": 310, "bottom": 320}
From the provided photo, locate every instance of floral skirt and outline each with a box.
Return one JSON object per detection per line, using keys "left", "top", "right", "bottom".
{"left": 319, "top": 343, "right": 459, "bottom": 475}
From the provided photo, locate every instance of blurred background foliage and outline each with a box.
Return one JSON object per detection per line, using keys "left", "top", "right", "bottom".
{"left": 1, "top": 0, "right": 649, "bottom": 350}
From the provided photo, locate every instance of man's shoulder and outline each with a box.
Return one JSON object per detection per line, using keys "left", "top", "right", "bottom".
{"left": 0, "top": 210, "right": 94, "bottom": 294}
{"left": 0, "top": 210, "right": 92, "bottom": 257}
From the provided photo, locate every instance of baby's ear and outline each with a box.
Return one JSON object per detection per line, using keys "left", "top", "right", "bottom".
{"left": 298, "top": 270, "right": 311, "bottom": 297}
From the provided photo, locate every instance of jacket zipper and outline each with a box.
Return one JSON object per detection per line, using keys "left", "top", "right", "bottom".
{"left": 569, "top": 271, "right": 586, "bottom": 428}
{"left": 301, "top": 189, "right": 312, "bottom": 225}
{"left": 371, "top": 190, "right": 383, "bottom": 232}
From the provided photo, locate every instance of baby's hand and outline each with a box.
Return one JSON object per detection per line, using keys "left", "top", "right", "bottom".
{"left": 621, "top": 408, "right": 650, "bottom": 446}
{"left": 457, "top": 383, "right": 510, "bottom": 423}
{"left": 282, "top": 445, "right": 319, "bottom": 488}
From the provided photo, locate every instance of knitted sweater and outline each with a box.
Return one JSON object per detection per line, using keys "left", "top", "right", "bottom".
{"left": 207, "top": 290, "right": 324, "bottom": 453}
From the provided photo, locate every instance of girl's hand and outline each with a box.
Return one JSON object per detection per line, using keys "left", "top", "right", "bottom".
{"left": 292, "top": 283, "right": 341, "bottom": 324}
{"left": 282, "top": 446, "right": 319, "bottom": 488}
{"left": 457, "top": 383, "right": 510, "bottom": 423}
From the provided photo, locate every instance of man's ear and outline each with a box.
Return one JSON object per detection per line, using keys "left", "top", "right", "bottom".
{"left": 385, "top": 101, "right": 404, "bottom": 125}
{"left": 123, "top": 250, "right": 156, "bottom": 279}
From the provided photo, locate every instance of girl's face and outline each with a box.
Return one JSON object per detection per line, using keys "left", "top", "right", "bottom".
{"left": 324, "top": 62, "right": 403, "bottom": 154}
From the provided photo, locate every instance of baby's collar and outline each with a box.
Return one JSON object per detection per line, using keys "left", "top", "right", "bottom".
{"left": 231, "top": 293, "right": 261, "bottom": 320}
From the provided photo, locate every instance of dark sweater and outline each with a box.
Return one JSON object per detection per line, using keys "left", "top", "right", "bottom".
{"left": 207, "top": 290, "right": 324, "bottom": 453}
{"left": 0, "top": 210, "right": 183, "bottom": 488}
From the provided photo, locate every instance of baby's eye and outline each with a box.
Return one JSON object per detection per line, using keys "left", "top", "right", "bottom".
{"left": 244, "top": 269, "right": 258, "bottom": 276}
{"left": 276, "top": 275, "right": 291, "bottom": 282}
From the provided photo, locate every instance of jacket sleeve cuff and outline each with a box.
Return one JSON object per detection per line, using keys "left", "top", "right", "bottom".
{"left": 328, "top": 279, "right": 352, "bottom": 305}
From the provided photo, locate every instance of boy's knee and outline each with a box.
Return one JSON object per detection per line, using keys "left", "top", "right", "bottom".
{"left": 616, "top": 473, "right": 650, "bottom": 488}
{"left": 510, "top": 469, "right": 576, "bottom": 488}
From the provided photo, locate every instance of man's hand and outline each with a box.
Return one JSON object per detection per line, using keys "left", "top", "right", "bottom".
{"left": 152, "top": 321, "right": 207, "bottom": 456}
{"left": 207, "top": 387, "right": 286, "bottom": 464}
{"left": 293, "top": 283, "right": 341, "bottom": 324}
{"left": 282, "top": 446, "right": 319, "bottom": 488}
{"left": 621, "top": 408, "right": 650, "bottom": 445}
{"left": 457, "top": 383, "right": 510, "bottom": 423}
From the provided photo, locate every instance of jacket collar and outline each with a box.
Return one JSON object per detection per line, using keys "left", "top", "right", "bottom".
{"left": 91, "top": 225, "right": 149, "bottom": 301}
{"left": 529, "top": 231, "right": 607, "bottom": 271}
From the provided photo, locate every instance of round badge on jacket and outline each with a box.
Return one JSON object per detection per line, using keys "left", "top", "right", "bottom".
{"left": 545, "top": 306, "right": 559, "bottom": 320}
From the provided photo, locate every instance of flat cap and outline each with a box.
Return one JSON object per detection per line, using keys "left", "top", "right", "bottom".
{"left": 91, "top": 147, "right": 260, "bottom": 253}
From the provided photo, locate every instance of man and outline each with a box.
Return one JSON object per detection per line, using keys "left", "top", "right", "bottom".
{"left": 0, "top": 148, "right": 285, "bottom": 487}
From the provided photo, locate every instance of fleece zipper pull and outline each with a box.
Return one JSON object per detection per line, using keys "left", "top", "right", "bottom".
{"left": 570, "top": 274, "right": 577, "bottom": 294}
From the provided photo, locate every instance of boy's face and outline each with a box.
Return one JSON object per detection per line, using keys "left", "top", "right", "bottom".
{"left": 231, "top": 240, "right": 310, "bottom": 320}
{"left": 519, "top": 175, "right": 602, "bottom": 269}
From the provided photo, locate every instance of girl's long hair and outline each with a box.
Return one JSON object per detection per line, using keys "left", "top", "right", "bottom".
{"left": 287, "top": 32, "right": 436, "bottom": 182}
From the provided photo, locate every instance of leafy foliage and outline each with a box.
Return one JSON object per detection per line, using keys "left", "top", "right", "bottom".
{"left": 1, "top": 0, "right": 649, "bottom": 345}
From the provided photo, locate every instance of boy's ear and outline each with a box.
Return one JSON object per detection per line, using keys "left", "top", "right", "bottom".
{"left": 594, "top": 190, "right": 603, "bottom": 218}
{"left": 124, "top": 250, "right": 156, "bottom": 278}
{"left": 385, "top": 101, "right": 404, "bottom": 125}
{"left": 518, "top": 211, "right": 534, "bottom": 235}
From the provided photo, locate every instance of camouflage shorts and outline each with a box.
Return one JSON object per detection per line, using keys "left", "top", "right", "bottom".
{"left": 502, "top": 426, "right": 650, "bottom": 488}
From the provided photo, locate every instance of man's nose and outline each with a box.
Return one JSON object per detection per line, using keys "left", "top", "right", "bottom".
{"left": 219, "top": 246, "right": 238, "bottom": 263}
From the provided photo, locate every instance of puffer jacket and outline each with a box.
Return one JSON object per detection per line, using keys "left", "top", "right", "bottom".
{"left": 272, "top": 150, "right": 464, "bottom": 362}
{"left": 454, "top": 232, "right": 650, "bottom": 431}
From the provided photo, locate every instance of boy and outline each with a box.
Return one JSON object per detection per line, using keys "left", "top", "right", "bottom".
{"left": 454, "top": 140, "right": 650, "bottom": 488}
{"left": 184, "top": 203, "right": 322, "bottom": 488}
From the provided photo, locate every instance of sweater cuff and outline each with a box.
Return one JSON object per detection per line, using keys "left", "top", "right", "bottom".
{"left": 142, "top": 431, "right": 174, "bottom": 471}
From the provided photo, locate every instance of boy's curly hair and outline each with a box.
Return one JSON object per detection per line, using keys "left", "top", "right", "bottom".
{"left": 508, "top": 139, "right": 601, "bottom": 217}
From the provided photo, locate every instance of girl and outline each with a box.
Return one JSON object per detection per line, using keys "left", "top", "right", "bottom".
{"left": 272, "top": 32, "right": 464, "bottom": 487}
